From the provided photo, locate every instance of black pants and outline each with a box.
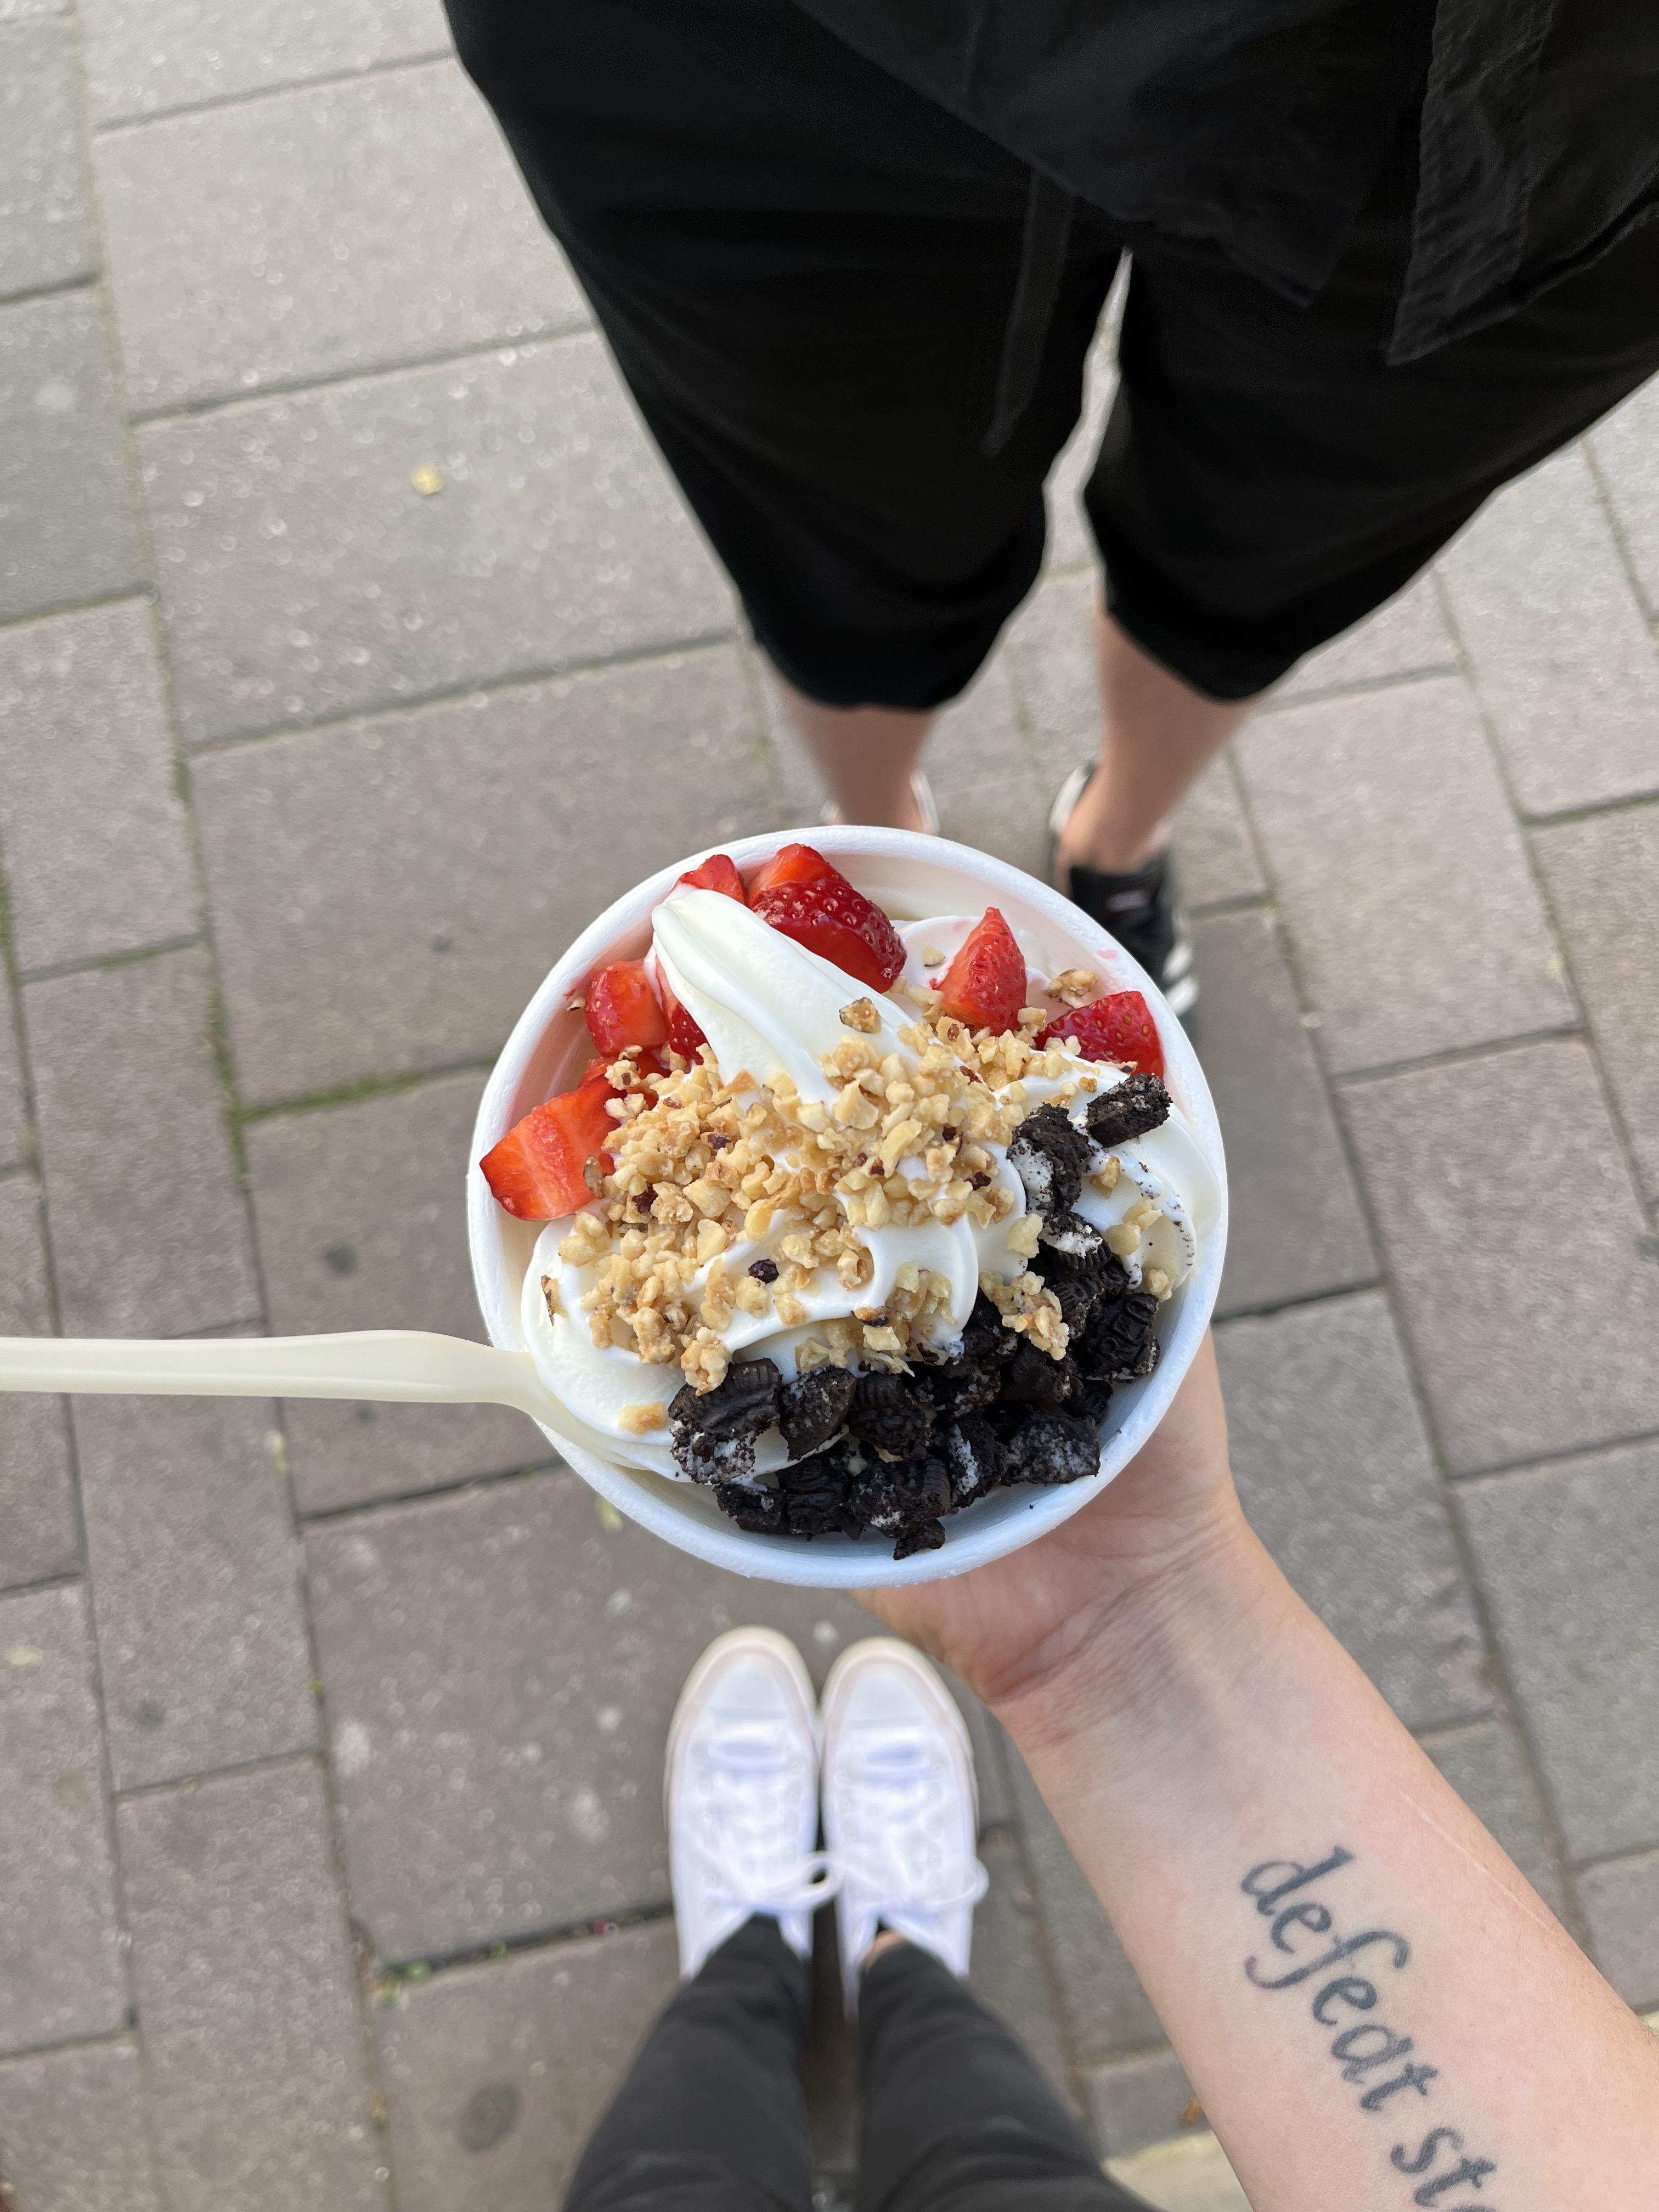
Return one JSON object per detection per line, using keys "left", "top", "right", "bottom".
{"left": 565, "top": 1918, "right": 1146, "bottom": 2212}
{"left": 450, "top": 0, "right": 1659, "bottom": 707}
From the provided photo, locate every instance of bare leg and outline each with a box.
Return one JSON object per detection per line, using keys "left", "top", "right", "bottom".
{"left": 772, "top": 671, "right": 935, "bottom": 832}
{"left": 1055, "top": 603, "right": 1262, "bottom": 875}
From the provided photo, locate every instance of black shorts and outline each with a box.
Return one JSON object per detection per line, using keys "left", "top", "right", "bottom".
{"left": 449, "top": 0, "right": 1659, "bottom": 704}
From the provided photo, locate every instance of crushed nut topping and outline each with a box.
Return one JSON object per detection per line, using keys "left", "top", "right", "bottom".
{"left": 618, "top": 1402, "right": 667, "bottom": 1435}
{"left": 1049, "top": 967, "right": 1097, "bottom": 1005}
{"left": 919, "top": 945, "right": 945, "bottom": 967}
{"left": 838, "top": 997, "right": 881, "bottom": 1033}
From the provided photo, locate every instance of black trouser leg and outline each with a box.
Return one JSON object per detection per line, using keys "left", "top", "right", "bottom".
{"left": 855, "top": 1943, "right": 1152, "bottom": 2212}
{"left": 563, "top": 1917, "right": 815, "bottom": 2212}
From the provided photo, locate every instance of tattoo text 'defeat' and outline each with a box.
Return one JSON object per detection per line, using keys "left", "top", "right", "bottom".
{"left": 1239, "top": 1850, "right": 1503, "bottom": 2208}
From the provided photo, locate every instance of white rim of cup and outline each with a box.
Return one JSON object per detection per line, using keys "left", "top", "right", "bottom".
{"left": 467, "top": 826, "right": 1228, "bottom": 1587}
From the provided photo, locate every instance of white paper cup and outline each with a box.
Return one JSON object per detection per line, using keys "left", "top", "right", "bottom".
{"left": 469, "top": 827, "right": 1228, "bottom": 1587}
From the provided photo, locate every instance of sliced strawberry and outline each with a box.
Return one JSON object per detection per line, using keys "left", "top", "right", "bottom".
{"left": 749, "top": 863, "right": 906, "bottom": 992}
{"left": 932, "top": 908, "right": 1026, "bottom": 1034}
{"left": 652, "top": 969, "right": 708, "bottom": 1060}
{"left": 675, "top": 853, "right": 747, "bottom": 903}
{"left": 746, "top": 842, "right": 836, "bottom": 899}
{"left": 1038, "top": 991, "right": 1165, "bottom": 1081}
{"left": 479, "top": 1070, "right": 619, "bottom": 1221}
{"left": 585, "top": 959, "right": 669, "bottom": 1057}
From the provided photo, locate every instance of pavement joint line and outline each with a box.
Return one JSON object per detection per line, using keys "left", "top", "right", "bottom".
{"left": 0, "top": 1565, "right": 86, "bottom": 1601}
{"left": 1565, "top": 1839, "right": 1659, "bottom": 1878}
{"left": 0, "top": 2024, "right": 144, "bottom": 2070}
{"left": 1183, "top": 890, "right": 1269, "bottom": 924}
{"left": 1330, "top": 1020, "right": 1589, "bottom": 1089}
{"left": 0, "top": 269, "right": 101, "bottom": 314}
{"left": 1255, "top": 658, "right": 1462, "bottom": 715}
{"left": 239, "top": 1054, "right": 498, "bottom": 1125}
{"left": 1211, "top": 1274, "right": 1386, "bottom": 1328}
{"left": 182, "top": 625, "right": 742, "bottom": 761}
{"left": 17, "top": 935, "right": 202, "bottom": 989}
{"left": 89, "top": 44, "right": 459, "bottom": 138}
{"left": 296, "top": 1457, "right": 565, "bottom": 1525}
{"left": 1521, "top": 786, "right": 1659, "bottom": 831}
{"left": 1445, "top": 1421, "right": 1659, "bottom": 1488}
{"left": 0, "top": 584, "right": 156, "bottom": 644}
{"left": 127, "top": 317, "right": 599, "bottom": 428}
{"left": 371, "top": 1897, "right": 677, "bottom": 1985}
{"left": 111, "top": 1743, "right": 328, "bottom": 1804}
{"left": 1579, "top": 428, "right": 1659, "bottom": 626}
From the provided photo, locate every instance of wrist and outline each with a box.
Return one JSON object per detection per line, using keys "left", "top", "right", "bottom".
{"left": 990, "top": 1514, "right": 1291, "bottom": 1781}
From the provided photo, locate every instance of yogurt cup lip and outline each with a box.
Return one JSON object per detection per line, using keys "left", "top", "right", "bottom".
{"left": 467, "top": 825, "right": 1229, "bottom": 1588}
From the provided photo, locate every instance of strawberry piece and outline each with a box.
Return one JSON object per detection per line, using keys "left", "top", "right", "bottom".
{"left": 932, "top": 908, "right": 1026, "bottom": 1034}
{"left": 675, "top": 853, "right": 747, "bottom": 902}
{"left": 585, "top": 959, "right": 669, "bottom": 1057}
{"left": 749, "top": 858, "right": 906, "bottom": 992}
{"left": 1038, "top": 991, "right": 1165, "bottom": 1081}
{"left": 653, "top": 969, "right": 707, "bottom": 1060}
{"left": 479, "top": 1069, "right": 619, "bottom": 1221}
{"left": 746, "top": 842, "right": 836, "bottom": 899}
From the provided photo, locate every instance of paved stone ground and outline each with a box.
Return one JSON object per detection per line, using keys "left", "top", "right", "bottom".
{"left": 2, "top": 10, "right": 1658, "bottom": 2209}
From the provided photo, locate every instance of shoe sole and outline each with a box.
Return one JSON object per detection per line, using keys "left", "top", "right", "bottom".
{"left": 819, "top": 1638, "right": 978, "bottom": 1829}
{"left": 664, "top": 1626, "right": 821, "bottom": 1832}
{"left": 1048, "top": 763, "right": 1201, "bottom": 1028}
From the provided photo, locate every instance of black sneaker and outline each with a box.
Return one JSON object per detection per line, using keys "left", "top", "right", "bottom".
{"left": 1048, "top": 767, "right": 1197, "bottom": 1025}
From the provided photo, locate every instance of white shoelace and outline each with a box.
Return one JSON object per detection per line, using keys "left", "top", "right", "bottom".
{"left": 833, "top": 1730, "right": 989, "bottom": 1921}
{"left": 684, "top": 1724, "right": 841, "bottom": 1916}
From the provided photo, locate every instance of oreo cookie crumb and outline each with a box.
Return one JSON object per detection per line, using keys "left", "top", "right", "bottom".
{"left": 1051, "top": 1275, "right": 1103, "bottom": 1336}
{"left": 1073, "top": 1376, "right": 1115, "bottom": 1426}
{"left": 943, "top": 1416, "right": 1007, "bottom": 1500}
{"left": 780, "top": 1366, "right": 856, "bottom": 1458}
{"left": 1000, "top": 1341, "right": 1082, "bottom": 1409}
{"left": 1085, "top": 1074, "right": 1170, "bottom": 1149}
{"left": 848, "top": 1371, "right": 934, "bottom": 1459}
{"left": 1077, "top": 1292, "right": 1161, "bottom": 1381}
{"left": 714, "top": 1479, "right": 782, "bottom": 1534}
{"left": 1008, "top": 1103, "right": 1093, "bottom": 1214}
{"left": 1006, "top": 1412, "right": 1102, "bottom": 1487}
{"left": 893, "top": 1519, "right": 947, "bottom": 1559}
{"left": 668, "top": 1358, "right": 781, "bottom": 1483}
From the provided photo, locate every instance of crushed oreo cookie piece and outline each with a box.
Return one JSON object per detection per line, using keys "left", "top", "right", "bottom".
{"left": 848, "top": 1451, "right": 953, "bottom": 1559}
{"left": 775, "top": 1450, "right": 853, "bottom": 1538}
{"left": 1005, "top": 1410, "right": 1102, "bottom": 1487}
{"left": 1072, "top": 1376, "right": 1115, "bottom": 1426}
{"left": 960, "top": 1289, "right": 1018, "bottom": 1365}
{"left": 999, "top": 1340, "right": 1082, "bottom": 1409}
{"left": 668, "top": 1358, "right": 781, "bottom": 1483}
{"left": 1085, "top": 1074, "right": 1170, "bottom": 1149}
{"left": 942, "top": 1415, "right": 1007, "bottom": 1501}
{"left": 779, "top": 1365, "right": 856, "bottom": 1459}
{"left": 924, "top": 1358, "right": 1003, "bottom": 1420}
{"left": 1036, "top": 1224, "right": 1132, "bottom": 1282}
{"left": 1008, "top": 1103, "right": 1093, "bottom": 1214}
{"left": 893, "top": 1519, "right": 947, "bottom": 1559}
{"left": 1051, "top": 1274, "right": 1104, "bottom": 1337}
{"left": 1076, "top": 1291, "right": 1161, "bottom": 1382}
{"left": 848, "top": 1370, "right": 934, "bottom": 1459}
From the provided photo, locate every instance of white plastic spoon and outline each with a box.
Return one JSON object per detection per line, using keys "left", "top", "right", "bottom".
{"left": 0, "top": 1329, "right": 557, "bottom": 1422}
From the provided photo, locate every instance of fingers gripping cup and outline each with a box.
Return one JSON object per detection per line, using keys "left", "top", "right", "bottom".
{"left": 468, "top": 829, "right": 1227, "bottom": 1588}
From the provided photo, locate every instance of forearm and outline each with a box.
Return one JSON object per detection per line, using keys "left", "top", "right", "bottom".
{"left": 998, "top": 1525, "right": 1659, "bottom": 2211}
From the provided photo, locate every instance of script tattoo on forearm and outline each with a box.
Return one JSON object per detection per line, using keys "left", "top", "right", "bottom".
{"left": 1239, "top": 1849, "right": 1501, "bottom": 2208}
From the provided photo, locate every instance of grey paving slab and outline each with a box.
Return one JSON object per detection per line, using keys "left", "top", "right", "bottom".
{"left": 117, "top": 1759, "right": 386, "bottom": 2212}
{"left": 0, "top": 19, "right": 94, "bottom": 300}
{"left": 0, "top": 1583, "right": 124, "bottom": 2057}
{"left": 1001, "top": 573, "right": 1265, "bottom": 908}
{"left": 0, "top": 2037, "right": 162, "bottom": 2212}
{"left": 1418, "top": 1719, "right": 1567, "bottom": 1920}
{"left": 0, "top": 0, "right": 69, "bottom": 15}
{"left": 1588, "top": 374, "right": 1659, "bottom": 617}
{"left": 25, "top": 948, "right": 259, "bottom": 1336}
{"left": 1216, "top": 1293, "right": 1488, "bottom": 1730}
{"left": 0, "top": 1175, "right": 78, "bottom": 1592}
{"left": 1190, "top": 909, "right": 1375, "bottom": 1319}
{"left": 246, "top": 1073, "right": 539, "bottom": 1513}
{"left": 1083, "top": 2047, "right": 1201, "bottom": 2159}
{"left": 971, "top": 1827, "right": 1072, "bottom": 2103}
{"left": 0, "top": 290, "right": 145, "bottom": 622}
{"left": 375, "top": 1921, "right": 676, "bottom": 2212}
{"left": 81, "top": 0, "right": 451, "bottom": 122}
{"left": 1001, "top": 1739, "right": 1162, "bottom": 2061}
{"left": 75, "top": 1392, "right": 315, "bottom": 1790}
{"left": 1275, "top": 572, "right": 1454, "bottom": 701}
{"left": 1577, "top": 1850, "right": 1659, "bottom": 2012}
{"left": 195, "top": 646, "right": 766, "bottom": 1105}
{"left": 1533, "top": 802, "right": 1659, "bottom": 1203}
{"left": 0, "top": 991, "right": 25, "bottom": 1170}
{"left": 1107, "top": 2134, "right": 1251, "bottom": 2212}
{"left": 98, "top": 61, "right": 586, "bottom": 414}
{"left": 1344, "top": 1040, "right": 1659, "bottom": 1472}
{"left": 0, "top": 600, "right": 195, "bottom": 974}
{"left": 1458, "top": 1438, "right": 1659, "bottom": 1864}
{"left": 142, "top": 334, "right": 731, "bottom": 746}
{"left": 1237, "top": 676, "right": 1572, "bottom": 1073}
{"left": 304, "top": 1469, "right": 997, "bottom": 1961}
{"left": 1437, "top": 444, "right": 1659, "bottom": 815}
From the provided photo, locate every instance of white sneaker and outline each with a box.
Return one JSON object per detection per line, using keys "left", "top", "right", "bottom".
{"left": 820, "top": 769, "right": 940, "bottom": 834}
{"left": 665, "top": 1627, "right": 838, "bottom": 1980}
{"left": 820, "top": 1638, "right": 989, "bottom": 2014}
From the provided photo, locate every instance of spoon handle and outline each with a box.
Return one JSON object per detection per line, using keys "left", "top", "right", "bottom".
{"left": 0, "top": 1330, "right": 553, "bottom": 1421}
